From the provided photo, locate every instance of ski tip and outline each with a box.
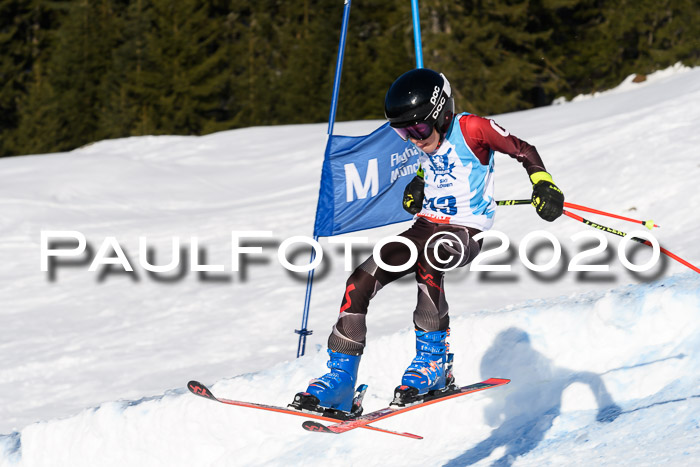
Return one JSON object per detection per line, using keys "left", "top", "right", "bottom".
{"left": 302, "top": 420, "right": 334, "bottom": 434}
{"left": 187, "top": 380, "right": 218, "bottom": 401}
{"left": 483, "top": 378, "right": 511, "bottom": 385}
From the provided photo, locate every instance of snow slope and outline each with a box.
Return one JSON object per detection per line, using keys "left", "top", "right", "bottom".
{"left": 1, "top": 65, "right": 699, "bottom": 466}
{"left": 1, "top": 274, "right": 698, "bottom": 467}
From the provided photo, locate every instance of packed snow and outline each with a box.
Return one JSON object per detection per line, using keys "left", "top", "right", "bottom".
{"left": 1, "top": 65, "right": 699, "bottom": 466}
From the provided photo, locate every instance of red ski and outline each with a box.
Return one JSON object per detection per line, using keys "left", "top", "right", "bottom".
{"left": 302, "top": 378, "right": 510, "bottom": 435}
{"left": 187, "top": 380, "right": 422, "bottom": 439}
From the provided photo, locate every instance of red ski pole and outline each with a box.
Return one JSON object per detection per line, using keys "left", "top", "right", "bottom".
{"left": 496, "top": 200, "right": 659, "bottom": 229}
{"left": 564, "top": 202, "right": 659, "bottom": 229}
{"left": 563, "top": 210, "right": 700, "bottom": 274}
{"left": 496, "top": 199, "right": 699, "bottom": 274}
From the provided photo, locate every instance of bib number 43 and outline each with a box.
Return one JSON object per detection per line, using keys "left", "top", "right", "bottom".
{"left": 425, "top": 195, "right": 457, "bottom": 216}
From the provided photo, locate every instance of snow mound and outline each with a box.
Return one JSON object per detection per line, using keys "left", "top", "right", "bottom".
{"left": 2, "top": 273, "right": 698, "bottom": 467}
{"left": 552, "top": 62, "right": 692, "bottom": 104}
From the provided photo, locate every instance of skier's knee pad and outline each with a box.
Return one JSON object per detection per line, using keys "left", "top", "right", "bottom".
{"left": 413, "top": 306, "right": 450, "bottom": 333}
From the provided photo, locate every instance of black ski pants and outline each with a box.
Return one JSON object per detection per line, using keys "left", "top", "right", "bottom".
{"left": 328, "top": 217, "right": 481, "bottom": 356}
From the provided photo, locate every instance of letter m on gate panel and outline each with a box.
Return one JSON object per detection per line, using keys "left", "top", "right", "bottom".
{"left": 345, "top": 159, "right": 379, "bottom": 202}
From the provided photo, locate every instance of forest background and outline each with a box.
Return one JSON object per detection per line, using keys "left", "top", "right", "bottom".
{"left": 1, "top": 0, "right": 698, "bottom": 157}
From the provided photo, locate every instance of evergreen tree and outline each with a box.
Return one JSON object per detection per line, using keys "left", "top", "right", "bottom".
{"left": 272, "top": 0, "right": 340, "bottom": 125}
{"left": 421, "top": 0, "right": 553, "bottom": 114}
{"left": 595, "top": 0, "right": 700, "bottom": 88}
{"left": 3, "top": 0, "right": 700, "bottom": 156}
{"left": 644, "top": 0, "right": 700, "bottom": 67}
{"left": 14, "top": 0, "right": 123, "bottom": 153}
{"left": 142, "top": 0, "right": 229, "bottom": 135}
{"left": 336, "top": 0, "right": 414, "bottom": 122}
{"left": 11, "top": 59, "right": 63, "bottom": 155}
{"left": 535, "top": 0, "right": 607, "bottom": 98}
{"left": 0, "top": 0, "right": 60, "bottom": 156}
{"left": 225, "top": 0, "right": 280, "bottom": 128}
{"left": 99, "top": 0, "right": 157, "bottom": 138}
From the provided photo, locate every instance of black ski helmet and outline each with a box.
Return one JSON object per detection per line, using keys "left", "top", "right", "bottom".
{"left": 384, "top": 68, "right": 455, "bottom": 140}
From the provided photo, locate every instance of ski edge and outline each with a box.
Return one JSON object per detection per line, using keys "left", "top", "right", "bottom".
{"left": 186, "top": 380, "right": 423, "bottom": 440}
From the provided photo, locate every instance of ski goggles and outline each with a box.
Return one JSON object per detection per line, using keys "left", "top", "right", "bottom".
{"left": 391, "top": 122, "right": 434, "bottom": 141}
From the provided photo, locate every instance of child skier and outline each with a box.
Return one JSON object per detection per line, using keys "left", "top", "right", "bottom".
{"left": 293, "top": 68, "right": 565, "bottom": 414}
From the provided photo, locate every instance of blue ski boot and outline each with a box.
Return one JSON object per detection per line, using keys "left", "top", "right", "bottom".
{"left": 393, "top": 329, "right": 454, "bottom": 405}
{"left": 291, "top": 350, "right": 363, "bottom": 416}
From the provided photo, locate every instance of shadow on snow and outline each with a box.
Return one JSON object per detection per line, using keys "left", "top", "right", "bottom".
{"left": 444, "top": 328, "right": 621, "bottom": 466}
